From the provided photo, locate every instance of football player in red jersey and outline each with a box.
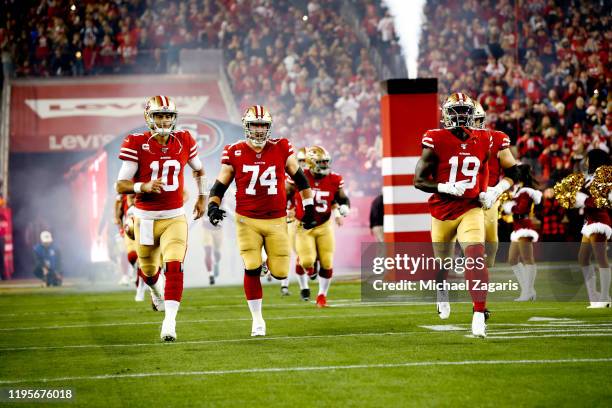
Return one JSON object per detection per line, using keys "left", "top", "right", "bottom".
{"left": 207, "top": 105, "right": 316, "bottom": 336}
{"left": 113, "top": 193, "right": 137, "bottom": 287}
{"left": 113, "top": 193, "right": 149, "bottom": 301}
{"left": 473, "top": 102, "right": 520, "bottom": 267}
{"left": 287, "top": 145, "right": 350, "bottom": 307}
{"left": 116, "top": 95, "right": 207, "bottom": 342}
{"left": 414, "top": 93, "right": 491, "bottom": 338}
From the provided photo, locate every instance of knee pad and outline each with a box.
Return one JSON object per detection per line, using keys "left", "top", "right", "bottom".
{"left": 319, "top": 268, "right": 333, "bottom": 279}
{"left": 143, "top": 268, "right": 161, "bottom": 285}
{"left": 245, "top": 266, "right": 262, "bottom": 277}
{"left": 295, "top": 262, "right": 305, "bottom": 275}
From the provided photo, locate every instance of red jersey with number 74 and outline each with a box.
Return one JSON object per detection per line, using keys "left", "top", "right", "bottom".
{"left": 222, "top": 138, "right": 294, "bottom": 219}
{"left": 421, "top": 128, "right": 490, "bottom": 220}
{"left": 119, "top": 130, "right": 198, "bottom": 213}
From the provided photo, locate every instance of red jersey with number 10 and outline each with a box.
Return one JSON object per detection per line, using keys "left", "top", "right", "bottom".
{"left": 119, "top": 130, "right": 198, "bottom": 212}
{"left": 421, "top": 128, "right": 490, "bottom": 220}
{"left": 222, "top": 138, "right": 294, "bottom": 219}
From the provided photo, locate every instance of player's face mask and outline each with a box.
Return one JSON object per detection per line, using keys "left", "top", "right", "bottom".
{"left": 152, "top": 113, "right": 177, "bottom": 137}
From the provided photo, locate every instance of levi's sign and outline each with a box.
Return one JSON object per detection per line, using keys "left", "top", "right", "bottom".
{"left": 25, "top": 96, "right": 209, "bottom": 119}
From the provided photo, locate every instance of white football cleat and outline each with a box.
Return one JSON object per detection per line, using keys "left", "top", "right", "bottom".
{"left": 471, "top": 311, "right": 487, "bottom": 338}
{"left": 437, "top": 302, "right": 451, "bottom": 319}
{"left": 251, "top": 320, "right": 266, "bottom": 337}
{"left": 151, "top": 291, "right": 165, "bottom": 311}
{"left": 134, "top": 281, "right": 146, "bottom": 302}
{"left": 160, "top": 319, "right": 176, "bottom": 342}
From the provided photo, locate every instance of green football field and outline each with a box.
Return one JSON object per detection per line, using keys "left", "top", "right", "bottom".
{"left": 0, "top": 281, "right": 610, "bottom": 407}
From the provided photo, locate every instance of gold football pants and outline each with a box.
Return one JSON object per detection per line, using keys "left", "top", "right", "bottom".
{"left": 134, "top": 215, "right": 187, "bottom": 276}
{"left": 235, "top": 214, "right": 290, "bottom": 279}
{"left": 431, "top": 207, "right": 484, "bottom": 258}
{"left": 295, "top": 218, "right": 335, "bottom": 270}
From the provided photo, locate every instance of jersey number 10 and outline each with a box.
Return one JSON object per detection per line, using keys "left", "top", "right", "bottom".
{"left": 150, "top": 160, "right": 180, "bottom": 192}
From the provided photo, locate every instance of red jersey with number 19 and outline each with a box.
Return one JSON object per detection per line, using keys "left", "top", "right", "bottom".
{"left": 222, "top": 138, "right": 294, "bottom": 219}
{"left": 119, "top": 130, "right": 198, "bottom": 215}
{"left": 421, "top": 128, "right": 490, "bottom": 221}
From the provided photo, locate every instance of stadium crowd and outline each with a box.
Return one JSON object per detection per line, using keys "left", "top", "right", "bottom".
{"left": 418, "top": 0, "right": 611, "bottom": 186}
{"left": 1, "top": 0, "right": 610, "bottom": 241}
{"left": 0, "top": 0, "right": 399, "bottom": 197}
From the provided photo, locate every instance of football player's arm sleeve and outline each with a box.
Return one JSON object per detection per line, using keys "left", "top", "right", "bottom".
{"left": 116, "top": 161, "right": 139, "bottom": 194}
{"left": 334, "top": 188, "right": 350, "bottom": 206}
{"left": 413, "top": 148, "right": 439, "bottom": 193}
{"left": 188, "top": 156, "right": 203, "bottom": 171}
{"left": 208, "top": 164, "right": 234, "bottom": 206}
{"left": 503, "top": 162, "right": 521, "bottom": 184}
{"left": 290, "top": 168, "right": 311, "bottom": 191}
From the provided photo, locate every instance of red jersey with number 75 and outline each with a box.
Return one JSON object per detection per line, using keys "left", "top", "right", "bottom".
{"left": 421, "top": 128, "right": 490, "bottom": 220}
{"left": 222, "top": 138, "right": 294, "bottom": 219}
{"left": 119, "top": 130, "right": 198, "bottom": 213}
{"left": 289, "top": 169, "right": 344, "bottom": 224}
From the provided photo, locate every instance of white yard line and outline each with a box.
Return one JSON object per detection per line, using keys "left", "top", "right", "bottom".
{"left": 0, "top": 358, "right": 610, "bottom": 385}
{"left": 0, "top": 331, "right": 426, "bottom": 352}
{"left": 485, "top": 333, "right": 612, "bottom": 339}
{"left": 0, "top": 310, "right": 438, "bottom": 332}
{"left": 486, "top": 328, "right": 612, "bottom": 335}
{"left": 0, "top": 303, "right": 559, "bottom": 318}
{"left": 0, "top": 307, "right": 566, "bottom": 332}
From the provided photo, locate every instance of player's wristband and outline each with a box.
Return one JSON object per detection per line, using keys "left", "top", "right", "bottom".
{"left": 134, "top": 182, "right": 143, "bottom": 193}
{"left": 302, "top": 198, "right": 314, "bottom": 209}
{"left": 196, "top": 176, "right": 208, "bottom": 196}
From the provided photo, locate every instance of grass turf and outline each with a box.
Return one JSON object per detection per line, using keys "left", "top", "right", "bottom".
{"left": 0, "top": 281, "right": 610, "bottom": 407}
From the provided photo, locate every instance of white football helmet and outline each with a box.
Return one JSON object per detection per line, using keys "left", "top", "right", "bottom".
{"left": 144, "top": 95, "right": 177, "bottom": 136}
{"left": 442, "top": 92, "right": 475, "bottom": 128}
{"left": 242, "top": 105, "right": 272, "bottom": 147}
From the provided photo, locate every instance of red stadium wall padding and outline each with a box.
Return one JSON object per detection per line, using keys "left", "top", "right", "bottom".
{"left": 380, "top": 79, "right": 438, "bottom": 243}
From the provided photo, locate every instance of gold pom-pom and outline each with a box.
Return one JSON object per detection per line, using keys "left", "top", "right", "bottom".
{"left": 497, "top": 190, "right": 513, "bottom": 220}
{"left": 553, "top": 173, "right": 585, "bottom": 209}
{"left": 590, "top": 165, "right": 612, "bottom": 208}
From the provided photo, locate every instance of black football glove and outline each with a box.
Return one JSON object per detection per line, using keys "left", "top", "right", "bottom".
{"left": 207, "top": 202, "right": 226, "bottom": 227}
{"left": 301, "top": 204, "right": 317, "bottom": 230}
